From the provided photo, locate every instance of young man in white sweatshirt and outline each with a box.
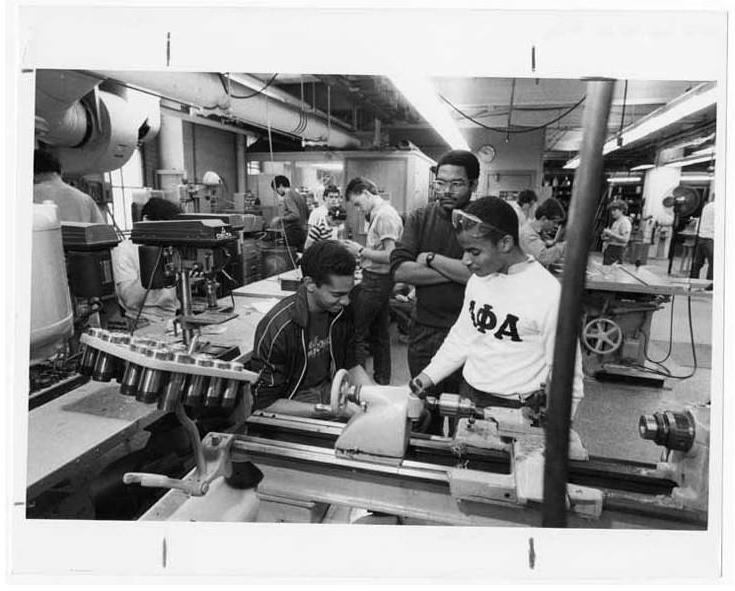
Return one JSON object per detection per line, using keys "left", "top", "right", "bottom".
{"left": 411, "top": 196, "right": 584, "bottom": 417}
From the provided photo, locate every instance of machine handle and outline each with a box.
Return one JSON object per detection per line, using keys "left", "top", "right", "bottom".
{"left": 123, "top": 472, "right": 209, "bottom": 496}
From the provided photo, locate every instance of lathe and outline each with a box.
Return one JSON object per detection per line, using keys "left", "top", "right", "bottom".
{"left": 66, "top": 342, "right": 706, "bottom": 528}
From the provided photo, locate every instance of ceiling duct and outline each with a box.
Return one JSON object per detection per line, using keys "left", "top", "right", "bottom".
{"left": 87, "top": 70, "right": 361, "bottom": 149}
{"left": 35, "top": 70, "right": 161, "bottom": 174}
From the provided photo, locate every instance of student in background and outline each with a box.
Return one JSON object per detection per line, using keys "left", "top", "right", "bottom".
{"left": 510, "top": 189, "right": 538, "bottom": 225}
{"left": 519, "top": 197, "right": 567, "bottom": 267}
{"left": 111, "top": 197, "right": 181, "bottom": 327}
{"left": 306, "top": 205, "right": 347, "bottom": 247}
{"left": 305, "top": 184, "right": 345, "bottom": 249}
{"left": 390, "top": 149, "right": 478, "bottom": 433}
{"left": 690, "top": 194, "right": 715, "bottom": 284}
{"left": 270, "top": 175, "right": 309, "bottom": 252}
{"left": 342, "top": 177, "right": 403, "bottom": 385}
{"left": 33, "top": 149, "right": 105, "bottom": 224}
{"left": 601, "top": 200, "right": 632, "bottom": 265}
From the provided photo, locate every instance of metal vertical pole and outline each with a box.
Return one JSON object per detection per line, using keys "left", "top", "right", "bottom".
{"left": 542, "top": 79, "right": 615, "bottom": 528}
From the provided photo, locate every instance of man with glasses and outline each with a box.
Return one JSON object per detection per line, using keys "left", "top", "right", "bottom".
{"left": 390, "top": 150, "right": 479, "bottom": 432}
{"left": 410, "top": 196, "right": 584, "bottom": 418}
{"left": 519, "top": 197, "right": 568, "bottom": 268}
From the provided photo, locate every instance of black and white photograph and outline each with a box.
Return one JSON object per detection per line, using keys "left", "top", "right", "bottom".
{"left": 4, "top": 1, "right": 733, "bottom": 584}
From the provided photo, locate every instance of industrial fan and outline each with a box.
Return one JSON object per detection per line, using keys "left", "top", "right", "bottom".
{"left": 662, "top": 184, "right": 701, "bottom": 217}
{"left": 663, "top": 185, "right": 702, "bottom": 274}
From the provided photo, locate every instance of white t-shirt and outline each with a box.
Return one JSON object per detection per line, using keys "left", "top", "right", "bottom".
{"left": 698, "top": 201, "right": 715, "bottom": 240}
{"left": 361, "top": 200, "right": 403, "bottom": 274}
{"left": 33, "top": 174, "right": 105, "bottom": 224}
{"left": 423, "top": 257, "right": 584, "bottom": 411}
{"left": 308, "top": 205, "right": 329, "bottom": 229}
{"left": 111, "top": 239, "right": 178, "bottom": 323}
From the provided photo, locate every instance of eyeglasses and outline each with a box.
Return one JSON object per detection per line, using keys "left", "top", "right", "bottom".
{"left": 432, "top": 179, "right": 469, "bottom": 193}
{"left": 451, "top": 208, "right": 504, "bottom": 236}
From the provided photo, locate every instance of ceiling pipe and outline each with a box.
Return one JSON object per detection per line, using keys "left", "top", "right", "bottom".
{"left": 87, "top": 70, "right": 361, "bottom": 149}
{"left": 227, "top": 73, "right": 355, "bottom": 132}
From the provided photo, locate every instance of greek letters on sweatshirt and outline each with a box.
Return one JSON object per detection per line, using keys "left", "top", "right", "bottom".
{"left": 422, "top": 257, "right": 584, "bottom": 409}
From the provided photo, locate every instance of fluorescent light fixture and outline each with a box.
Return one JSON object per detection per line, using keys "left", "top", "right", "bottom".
{"left": 607, "top": 176, "right": 642, "bottom": 184}
{"left": 389, "top": 74, "right": 470, "bottom": 151}
{"left": 680, "top": 173, "right": 714, "bottom": 182}
{"left": 295, "top": 161, "right": 344, "bottom": 171}
{"left": 665, "top": 154, "right": 717, "bottom": 168}
{"left": 630, "top": 164, "right": 655, "bottom": 172}
{"left": 564, "top": 82, "right": 717, "bottom": 169}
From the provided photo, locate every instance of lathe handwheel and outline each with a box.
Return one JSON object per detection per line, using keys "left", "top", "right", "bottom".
{"left": 582, "top": 317, "right": 623, "bottom": 355}
{"left": 330, "top": 368, "right": 351, "bottom": 414}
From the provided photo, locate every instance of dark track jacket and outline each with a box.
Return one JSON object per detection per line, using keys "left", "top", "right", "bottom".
{"left": 250, "top": 285, "right": 357, "bottom": 409}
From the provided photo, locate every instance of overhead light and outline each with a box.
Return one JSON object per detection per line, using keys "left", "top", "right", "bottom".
{"left": 665, "top": 154, "right": 717, "bottom": 168}
{"left": 295, "top": 161, "right": 343, "bottom": 171}
{"left": 388, "top": 74, "right": 470, "bottom": 151}
{"left": 564, "top": 82, "right": 717, "bottom": 169}
{"left": 607, "top": 176, "right": 642, "bottom": 184}
{"left": 680, "top": 173, "right": 714, "bottom": 182}
{"left": 630, "top": 164, "right": 655, "bottom": 172}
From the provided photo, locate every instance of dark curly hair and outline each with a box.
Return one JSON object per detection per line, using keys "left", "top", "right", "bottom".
{"left": 300, "top": 239, "right": 356, "bottom": 286}
{"left": 141, "top": 197, "right": 182, "bottom": 220}
{"left": 436, "top": 150, "right": 480, "bottom": 181}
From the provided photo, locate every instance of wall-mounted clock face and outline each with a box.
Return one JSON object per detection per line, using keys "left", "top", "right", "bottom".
{"left": 477, "top": 144, "right": 497, "bottom": 163}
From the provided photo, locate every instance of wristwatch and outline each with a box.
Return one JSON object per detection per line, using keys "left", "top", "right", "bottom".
{"left": 425, "top": 252, "right": 436, "bottom": 268}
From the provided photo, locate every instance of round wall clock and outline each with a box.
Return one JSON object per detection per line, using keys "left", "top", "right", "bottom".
{"left": 477, "top": 144, "right": 497, "bottom": 163}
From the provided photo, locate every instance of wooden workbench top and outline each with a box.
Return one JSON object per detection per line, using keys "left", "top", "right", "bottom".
{"left": 583, "top": 258, "right": 711, "bottom": 296}
{"left": 26, "top": 380, "right": 164, "bottom": 499}
{"left": 232, "top": 269, "right": 302, "bottom": 300}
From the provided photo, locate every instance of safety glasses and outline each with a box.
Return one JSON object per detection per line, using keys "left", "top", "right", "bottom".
{"left": 451, "top": 208, "right": 503, "bottom": 236}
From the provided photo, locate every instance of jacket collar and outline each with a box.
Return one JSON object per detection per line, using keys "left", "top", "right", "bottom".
{"left": 291, "top": 284, "right": 311, "bottom": 328}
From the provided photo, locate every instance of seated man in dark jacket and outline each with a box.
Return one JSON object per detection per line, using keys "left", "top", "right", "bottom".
{"left": 250, "top": 240, "right": 372, "bottom": 416}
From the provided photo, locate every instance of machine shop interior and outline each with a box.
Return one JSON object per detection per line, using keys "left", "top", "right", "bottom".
{"left": 25, "top": 67, "right": 717, "bottom": 530}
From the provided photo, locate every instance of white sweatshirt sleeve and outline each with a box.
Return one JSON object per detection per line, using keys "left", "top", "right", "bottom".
{"left": 421, "top": 278, "right": 475, "bottom": 385}
{"left": 542, "top": 294, "right": 585, "bottom": 417}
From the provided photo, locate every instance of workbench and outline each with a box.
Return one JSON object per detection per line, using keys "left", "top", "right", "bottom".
{"left": 232, "top": 269, "right": 302, "bottom": 300}
{"left": 26, "top": 295, "right": 281, "bottom": 508}
{"left": 583, "top": 257, "right": 711, "bottom": 296}
{"left": 26, "top": 380, "right": 164, "bottom": 502}
{"left": 574, "top": 255, "right": 711, "bottom": 384}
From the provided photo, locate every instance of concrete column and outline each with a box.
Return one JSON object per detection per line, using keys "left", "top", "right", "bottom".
{"left": 642, "top": 146, "right": 683, "bottom": 259}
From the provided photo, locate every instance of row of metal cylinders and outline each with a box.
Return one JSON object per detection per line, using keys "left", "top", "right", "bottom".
{"left": 78, "top": 331, "right": 246, "bottom": 412}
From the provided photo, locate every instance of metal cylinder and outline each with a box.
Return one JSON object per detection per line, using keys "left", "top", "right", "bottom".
{"left": 185, "top": 355, "right": 214, "bottom": 407}
{"left": 108, "top": 335, "right": 131, "bottom": 383}
{"left": 136, "top": 347, "right": 172, "bottom": 403}
{"left": 206, "top": 360, "right": 231, "bottom": 407}
{"left": 542, "top": 79, "right": 615, "bottom": 529}
{"left": 639, "top": 410, "right": 695, "bottom": 452}
{"left": 158, "top": 372, "right": 188, "bottom": 412}
{"left": 78, "top": 344, "right": 98, "bottom": 376}
{"left": 184, "top": 373, "right": 207, "bottom": 407}
{"left": 119, "top": 361, "right": 143, "bottom": 396}
{"left": 92, "top": 352, "right": 116, "bottom": 382}
{"left": 137, "top": 367, "right": 164, "bottom": 403}
{"left": 221, "top": 362, "right": 244, "bottom": 408}
{"left": 205, "top": 377, "right": 224, "bottom": 408}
